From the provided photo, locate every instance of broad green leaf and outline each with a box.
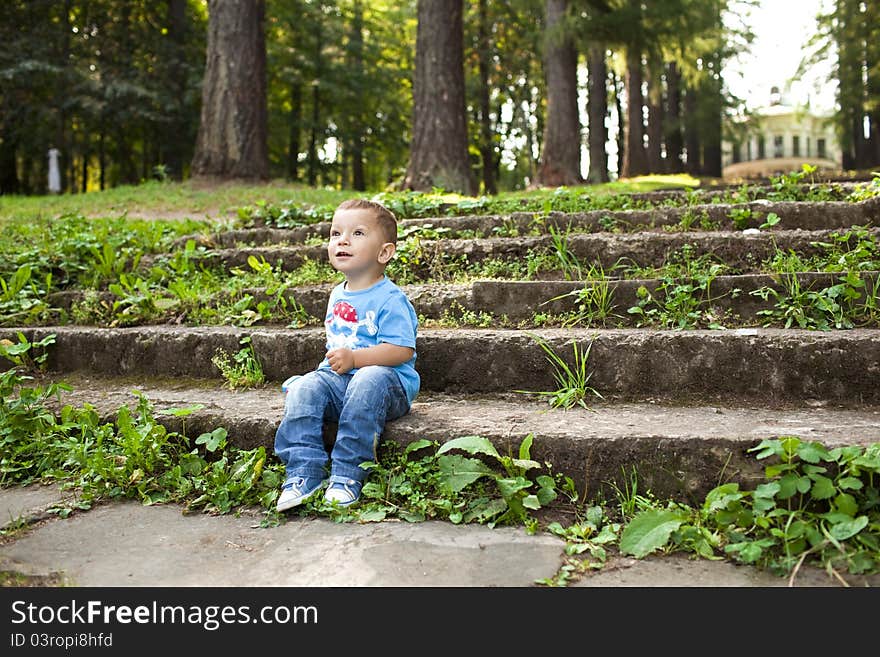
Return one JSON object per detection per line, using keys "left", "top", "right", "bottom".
{"left": 828, "top": 515, "right": 868, "bottom": 541}
{"left": 749, "top": 439, "right": 782, "bottom": 460}
{"left": 584, "top": 505, "right": 603, "bottom": 527}
{"left": 1, "top": 342, "right": 31, "bottom": 356}
{"left": 619, "top": 509, "right": 689, "bottom": 558}
{"left": 777, "top": 473, "right": 799, "bottom": 498}
{"left": 795, "top": 475, "right": 812, "bottom": 494}
{"left": 754, "top": 481, "right": 780, "bottom": 500}
{"left": 703, "top": 482, "right": 743, "bottom": 513}
{"left": 522, "top": 494, "right": 542, "bottom": 510}
{"left": 853, "top": 451, "right": 880, "bottom": 469}
{"left": 834, "top": 492, "right": 858, "bottom": 516}
{"left": 462, "top": 498, "right": 507, "bottom": 524}
{"left": 400, "top": 510, "right": 425, "bottom": 523}
{"left": 496, "top": 476, "right": 531, "bottom": 498}
{"left": 536, "top": 482, "right": 557, "bottom": 506}
{"left": 404, "top": 439, "right": 433, "bottom": 454}
{"left": 797, "top": 441, "right": 829, "bottom": 463}
{"left": 437, "top": 454, "right": 494, "bottom": 492}
{"left": 518, "top": 433, "right": 534, "bottom": 460}
{"left": 437, "top": 435, "right": 500, "bottom": 460}
{"left": 809, "top": 475, "right": 835, "bottom": 499}
{"left": 837, "top": 476, "right": 863, "bottom": 491}
{"left": 356, "top": 509, "right": 387, "bottom": 523}
{"left": 158, "top": 404, "right": 205, "bottom": 417}
{"left": 196, "top": 427, "right": 228, "bottom": 452}
{"left": 510, "top": 458, "right": 541, "bottom": 471}
{"left": 593, "top": 525, "right": 619, "bottom": 545}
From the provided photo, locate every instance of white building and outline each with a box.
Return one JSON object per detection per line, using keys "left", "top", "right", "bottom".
{"left": 722, "top": 86, "right": 841, "bottom": 179}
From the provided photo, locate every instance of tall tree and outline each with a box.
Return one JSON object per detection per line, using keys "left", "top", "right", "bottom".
{"left": 404, "top": 0, "right": 474, "bottom": 194}
{"left": 191, "top": 0, "right": 269, "bottom": 180}
{"left": 474, "top": 0, "right": 497, "bottom": 194}
{"left": 344, "top": 0, "right": 366, "bottom": 190}
{"left": 586, "top": 45, "right": 609, "bottom": 182}
{"left": 664, "top": 62, "right": 683, "bottom": 172}
{"left": 621, "top": 45, "right": 648, "bottom": 177}
{"left": 536, "top": 0, "right": 583, "bottom": 186}
{"left": 645, "top": 57, "right": 664, "bottom": 172}
{"left": 618, "top": 0, "right": 648, "bottom": 178}
{"left": 162, "top": 0, "right": 190, "bottom": 180}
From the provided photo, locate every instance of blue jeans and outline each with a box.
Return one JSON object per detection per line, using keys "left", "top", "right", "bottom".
{"left": 274, "top": 366, "right": 411, "bottom": 482}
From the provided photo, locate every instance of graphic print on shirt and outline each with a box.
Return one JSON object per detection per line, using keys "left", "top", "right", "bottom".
{"left": 326, "top": 300, "right": 378, "bottom": 350}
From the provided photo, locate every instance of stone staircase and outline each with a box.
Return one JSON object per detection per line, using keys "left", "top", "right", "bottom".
{"left": 4, "top": 185, "right": 880, "bottom": 508}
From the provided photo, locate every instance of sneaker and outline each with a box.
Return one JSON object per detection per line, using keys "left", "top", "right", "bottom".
{"left": 323, "top": 476, "right": 362, "bottom": 507}
{"left": 276, "top": 475, "right": 325, "bottom": 512}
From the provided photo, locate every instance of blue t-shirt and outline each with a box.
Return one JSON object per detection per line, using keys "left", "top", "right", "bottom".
{"left": 318, "top": 276, "right": 420, "bottom": 404}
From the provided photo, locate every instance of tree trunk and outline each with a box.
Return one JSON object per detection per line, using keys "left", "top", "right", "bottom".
{"left": 348, "top": 1, "right": 366, "bottom": 191}
{"left": 683, "top": 85, "right": 701, "bottom": 175}
{"left": 646, "top": 60, "right": 664, "bottom": 173}
{"left": 613, "top": 70, "right": 625, "bottom": 176}
{"left": 191, "top": 0, "right": 269, "bottom": 180}
{"left": 701, "top": 79, "right": 722, "bottom": 177}
{"left": 621, "top": 47, "right": 647, "bottom": 177}
{"left": 664, "top": 62, "right": 683, "bottom": 172}
{"left": 54, "top": 0, "right": 72, "bottom": 192}
{"left": 164, "top": 0, "right": 188, "bottom": 180}
{"left": 404, "top": 0, "right": 474, "bottom": 194}
{"left": 0, "top": 135, "right": 18, "bottom": 195}
{"left": 115, "top": 2, "right": 138, "bottom": 185}
{"left": 865, "top": 0, "right": 880, "bottom": 166}
{"left": 586, "top": 45, "right": 609, "bottom": 183}
{"left": 477, "top": 0, "right": 497, "bottom": 195}
{"left": 288, "top": 82, "right": 302, "bottom": 182}
{"left": 536, "top": 0, "right": 582, "bottom": 187}
{"left": 307, "top": 18, "right": 322, "bottom": 187}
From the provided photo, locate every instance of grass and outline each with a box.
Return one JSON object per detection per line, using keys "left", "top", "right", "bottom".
{"left": 0, "top": 175, "right": 702, "bottom": 224}
{"left": 517, "top": 334, "right": 604, "bottom": 410}
{"left": 0, "top": 179, "right": 355, "bottom": 224}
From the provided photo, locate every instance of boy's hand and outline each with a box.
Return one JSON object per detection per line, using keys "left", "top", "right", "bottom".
{"left": 326, "top": 348, "right": 356, "bottom": 374}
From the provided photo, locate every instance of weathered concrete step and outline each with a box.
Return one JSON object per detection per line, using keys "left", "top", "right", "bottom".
{"left": 452, "top": 272, "right": 880, "bottom": 325}
{"left": 48, "top": 373, "right": 880, "bottom": 504}
{"left": 230, "top": 272, "right": 879, "bottom": 325}
{"left": 198, "top": 227, "right": 880, "bottom": 275}
{"left": 45, "top": 272, "right": 880, "bottom": 327}
{"left": 5, "top": 325, "right": 880, "bottom": 403}
{"left": 191, "top": 195, "right": 880, "bottom": 248}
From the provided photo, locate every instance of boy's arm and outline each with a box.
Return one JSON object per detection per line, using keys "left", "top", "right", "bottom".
{"left": 325, "top": 343, "right": 414, "bottom": 375}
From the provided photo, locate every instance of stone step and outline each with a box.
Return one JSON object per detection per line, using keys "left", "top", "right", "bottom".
{"left": 45, "top": 272, "right": 880, "bottom": 327}
{"left": 47, "top": 373, "right": 880, "bottom": 504}
{"left": 195, "top": 227, "right": 880, "bottom": 275}
{"left": 190, "top": 195, "right": 880, "bottom": 248}
{"left": 5, "top": 325, "right": 880, "bottom": 403}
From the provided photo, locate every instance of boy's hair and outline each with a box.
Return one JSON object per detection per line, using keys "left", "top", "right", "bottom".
{"left": 335, "top": 199, "right": 398, "bottom": 245}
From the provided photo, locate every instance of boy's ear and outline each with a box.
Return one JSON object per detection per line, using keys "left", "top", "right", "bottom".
{"left": 377, "top": 242, "right": 396, "bottom": 265}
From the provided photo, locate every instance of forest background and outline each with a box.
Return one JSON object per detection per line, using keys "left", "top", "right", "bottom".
{"left": 1, "top": 0, "right": 879, "bottom": 199}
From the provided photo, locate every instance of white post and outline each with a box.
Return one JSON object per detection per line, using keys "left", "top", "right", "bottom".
{"left": 48, "top": 148, "right": 61, "bottom": 194}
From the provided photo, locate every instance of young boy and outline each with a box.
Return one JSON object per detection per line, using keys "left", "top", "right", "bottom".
{"left": 274, "top": 199, "right": 419, "bottom": 511}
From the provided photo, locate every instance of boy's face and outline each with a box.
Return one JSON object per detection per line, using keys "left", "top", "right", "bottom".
{"left": 328, "top": 208, "right": 395, "bottom": 287}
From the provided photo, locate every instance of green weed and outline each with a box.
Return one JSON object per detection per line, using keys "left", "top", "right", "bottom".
{"left": 0, "top": 333, "right": 56, "bottom": 372}
{"left": 543, "top": 265, "right": 618, "bottom": 327}
{"left": 518, "top": 334, "right": 603, "bottom": 410}
{"left": 752, "top": 273, "right": 866, "bottom": 330}
{"left": 211, "top": 336, "right": 265, "bottom": 388}
{"left": 545, "top": 222, "right": 583, "bottom": 280}
{"left": 537, "top": 505, "right": 619, "bottom": 586}
{"left": 433, "top": 433, "right": 558, "bottom": 530}
{"left": 617, "top": 436, "right": 880, "bottom": 581}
